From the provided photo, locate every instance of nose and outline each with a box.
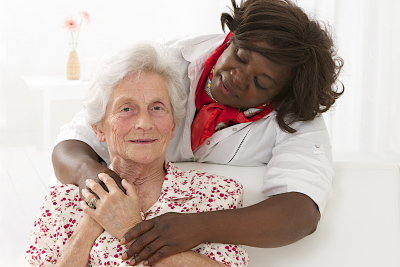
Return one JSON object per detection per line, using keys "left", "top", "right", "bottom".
{"left": 135, "top": 110, "right": 154, "bottom": 131}
{"left": 230, "top": 67, "right": 248, "bottom": 91}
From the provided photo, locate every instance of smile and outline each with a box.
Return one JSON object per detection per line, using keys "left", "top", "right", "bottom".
{"left": 219, "top": 77, "right": 237, "bottom": 97}
{"left": 129, "top": 139, "right": 157, "bottom": 144}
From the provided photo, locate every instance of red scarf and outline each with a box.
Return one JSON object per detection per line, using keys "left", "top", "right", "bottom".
{"left": 191, "top": 32, "right": 274, "bottom": 151}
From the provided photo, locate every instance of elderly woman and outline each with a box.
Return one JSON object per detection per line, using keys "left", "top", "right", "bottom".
{"left": 51, "top": 0, "right": 344, "bottom": 265}
{"left": 25, "top": 42, "right": 248, "bottom": 267}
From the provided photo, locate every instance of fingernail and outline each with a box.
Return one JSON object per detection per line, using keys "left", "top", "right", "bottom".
{"left": 120, "top": 237, "right": 126, "bottom": 244}
{"left": 143, "top": 260, "right": 149, "bottom": 266}
{"left": 86, "top": 179, "right": 91, "bottom": 184}
{"left": 122, "top": 253, "right": 127, "bottom": 260}
{"left": 129, "top": 259, "right": 136, "bottom": 265}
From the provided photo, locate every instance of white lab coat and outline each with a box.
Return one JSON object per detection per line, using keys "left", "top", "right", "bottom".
{"left": 55, "top": 33, "right": 333, "bottom": 214}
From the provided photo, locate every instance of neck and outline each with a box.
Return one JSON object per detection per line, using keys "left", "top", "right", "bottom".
{"left": 110, "top": 155, "right": 166, "bottom": 212}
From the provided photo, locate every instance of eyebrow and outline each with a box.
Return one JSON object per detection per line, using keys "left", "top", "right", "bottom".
{"left": 248, "top": 50, "right": 278, "bottom": 86}
{"left": 114, "top": 95, "right": 169, "bottom": 107}
{"left": 263, "top": 73, "right": 277, "bottom": 86}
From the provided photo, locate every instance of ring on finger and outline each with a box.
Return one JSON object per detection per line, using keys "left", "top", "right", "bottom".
{"left": 87, "top": 197, "right": 98, "bottom": 209}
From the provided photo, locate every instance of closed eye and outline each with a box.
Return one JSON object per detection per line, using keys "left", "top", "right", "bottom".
{"left": 235, "top": 48, "right": 245, "bottom": 64}
{"left": 254, "top": 77, "right": 268, "bottom": 90}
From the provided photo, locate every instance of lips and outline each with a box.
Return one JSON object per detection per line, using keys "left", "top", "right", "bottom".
{"left": 129, "top": 138, "right": 157, "bottom": 144}
{"left": 219, "top": 77, "right": 237, "bottom": 97}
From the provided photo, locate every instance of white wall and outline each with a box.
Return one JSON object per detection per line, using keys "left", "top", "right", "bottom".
{"left": 1, "top": 0, "right": 400, "bottom": 163}
{"left": 0, "top": 0, "right": 230, "bottom": 147}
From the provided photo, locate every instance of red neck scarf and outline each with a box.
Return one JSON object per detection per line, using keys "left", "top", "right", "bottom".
{"left": 191, "top": 32, "right": 274, "bottom": 151}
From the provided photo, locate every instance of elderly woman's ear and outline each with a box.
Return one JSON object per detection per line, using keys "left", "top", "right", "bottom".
{"left": 91, "top": 124, "right": 106, "bottom": 142}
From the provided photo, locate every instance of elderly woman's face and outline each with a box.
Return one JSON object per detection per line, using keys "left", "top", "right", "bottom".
{"left": 211, "top": 42, "right": 291, "bottom": 109}
{"left": 94, "top": 72, "right": 175, "bottom": 165}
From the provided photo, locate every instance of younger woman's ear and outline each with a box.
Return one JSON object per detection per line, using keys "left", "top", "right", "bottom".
{"left": 91, "top": 124, "right": 106, "bottom": 142}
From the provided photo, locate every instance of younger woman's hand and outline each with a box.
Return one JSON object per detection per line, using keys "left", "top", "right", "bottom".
{"left": 81, "top": 173, "right": 142, "bottom": 240}
{"left": 121, "top": 212, "right": 205, "bottom": 266}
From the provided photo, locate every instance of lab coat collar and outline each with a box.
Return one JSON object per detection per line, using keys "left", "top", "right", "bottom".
{"left": 181, "top": 33, "right": 228, "bottom": 65}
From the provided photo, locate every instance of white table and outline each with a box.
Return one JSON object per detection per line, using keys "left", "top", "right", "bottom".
{"left": 22, "top": 75, "right": 90, "bottom": 150}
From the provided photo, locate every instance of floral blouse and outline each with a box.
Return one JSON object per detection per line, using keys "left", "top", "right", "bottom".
{"left": 25, "top": 161, "right": 249, "bottom": 267}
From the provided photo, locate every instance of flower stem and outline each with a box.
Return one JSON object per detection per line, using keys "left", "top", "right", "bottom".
{"left": 74, "top": 20, "right": 83, "bottom": 51}
{"left": 70, "top": 31, "right": 75, "bottom": 52}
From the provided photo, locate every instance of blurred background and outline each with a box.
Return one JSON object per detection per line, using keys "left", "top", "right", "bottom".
{"left": 1, "top": 0, "right": 399, "bottom": 162}
{"left": 0, "top": 0, "right": 399, "bottom": 266}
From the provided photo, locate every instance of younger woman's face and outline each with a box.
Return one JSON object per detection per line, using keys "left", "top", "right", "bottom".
{"left": 210, "top": 42, "right": 292, "bottom": 109}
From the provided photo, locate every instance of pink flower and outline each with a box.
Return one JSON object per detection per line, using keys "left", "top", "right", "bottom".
{"left": 63, "top": 16, "right": 79, "bottom": 32}
{"left": 79, "top": 9, "right": 90, "bottom": 24}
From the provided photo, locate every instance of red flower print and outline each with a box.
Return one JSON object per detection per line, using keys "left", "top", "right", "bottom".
{"left": 25, "top": 165, "right": 249, "bottom": 267}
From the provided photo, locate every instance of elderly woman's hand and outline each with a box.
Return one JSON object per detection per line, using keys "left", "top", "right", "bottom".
{"left": 81, "top": 173, "right": 142, "bottom": 240}
{"left": 77, "top": 161, "right": 126, "bottom": 200}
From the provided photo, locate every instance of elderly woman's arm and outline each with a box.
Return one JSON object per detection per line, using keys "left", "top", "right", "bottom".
{"left": 25, "top": 185, "right": 104, "bottom": 267}
{"left": 52, "top": 140, "right": 125, "bottom": 196}
{"left": 55, "top": 215, "right": 103, "bottom": 267}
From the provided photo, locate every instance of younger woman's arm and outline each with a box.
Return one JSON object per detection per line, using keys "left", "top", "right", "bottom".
{"left": 52, "top": 140, "right": 125, "bottom": 196}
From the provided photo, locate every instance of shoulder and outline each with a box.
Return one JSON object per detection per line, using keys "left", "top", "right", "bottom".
{"left": 41, "top": 185, "right": 81, "bottom": 216}
{"left": 47, "top": 184, "right": 80, "bottom": 201}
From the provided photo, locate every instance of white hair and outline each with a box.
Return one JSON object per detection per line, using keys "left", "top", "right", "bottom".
{"left": 83, "top": 41, "right": 187, "bottom": 127}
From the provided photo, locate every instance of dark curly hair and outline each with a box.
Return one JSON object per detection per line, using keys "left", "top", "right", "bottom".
{"left": 221, "top": 0, "right": 344, "bottom": 133}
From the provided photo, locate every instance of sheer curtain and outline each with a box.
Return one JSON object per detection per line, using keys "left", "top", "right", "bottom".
{"left": 297, "top": 0, "right": 400, "bottom": 163}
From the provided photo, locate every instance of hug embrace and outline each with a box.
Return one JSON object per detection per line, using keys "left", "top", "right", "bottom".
{"left": 25, "top": 0, "right": 343, "bottom": 266}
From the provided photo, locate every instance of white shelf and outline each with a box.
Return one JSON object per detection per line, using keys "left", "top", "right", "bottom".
{"left": 22, "top": 75, "right": 90, "bottom": 149}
